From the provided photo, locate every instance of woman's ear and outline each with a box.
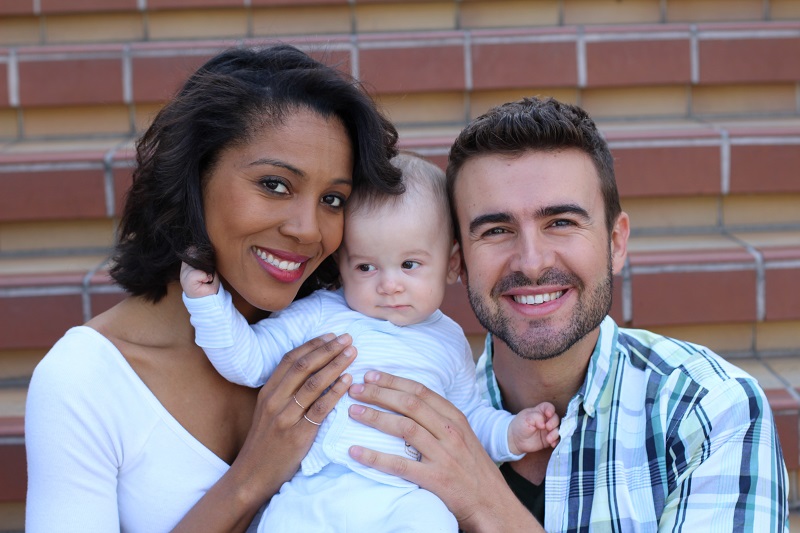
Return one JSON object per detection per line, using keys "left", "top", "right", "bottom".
{"left": 446, "top": 241, "right": 462, "bottom": 285}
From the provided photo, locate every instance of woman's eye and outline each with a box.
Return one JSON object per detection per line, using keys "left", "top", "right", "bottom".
{"left": 358, "top": 264, "right": 376, "bottom": 272}
{"left": 322, "top": 194, "right": 345, "bottom": 208}
{"left": 401, "top": 261, "right": 420, "bottom": 270}
{"left": 261, "top": 178, "right": 289, "bottom": 194}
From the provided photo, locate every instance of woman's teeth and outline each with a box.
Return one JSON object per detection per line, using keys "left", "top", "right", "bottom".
{"left": 254, "top": 247, "right": 301, "bottom": 272}
{"left": 513, "top": 291, "right": 564, "bottom": 305}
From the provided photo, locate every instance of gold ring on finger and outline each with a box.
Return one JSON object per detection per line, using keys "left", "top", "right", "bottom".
{"left": 303, "top": 414, "right": 322, "bottom": 426}
{"left": 293, "top": 395, "right": 307, "bottom": 410}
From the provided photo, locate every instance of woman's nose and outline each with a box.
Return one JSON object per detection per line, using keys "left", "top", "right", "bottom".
{"left": 280, "top": 204, "right": 322, "bottom": 244}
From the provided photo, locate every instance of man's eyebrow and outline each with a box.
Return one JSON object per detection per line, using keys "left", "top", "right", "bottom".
{"left": 248, "top": 158, "right": 305, "bottom": 178}
{"left": 469, "top": 212, "right": 514, "bottom": 235}
{"left": 537, "top": 203, "right": 590, "bottom": 220}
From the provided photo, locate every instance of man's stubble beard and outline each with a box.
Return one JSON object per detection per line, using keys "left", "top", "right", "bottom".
{"left": 467, "top": 249, "right": 613, "bottom": 361}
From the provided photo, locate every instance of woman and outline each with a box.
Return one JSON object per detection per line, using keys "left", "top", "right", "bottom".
{"left": 24, "top": 45, "right": 402, "bottom": 532}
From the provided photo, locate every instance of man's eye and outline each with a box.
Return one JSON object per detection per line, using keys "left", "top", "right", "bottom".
{"left": 401, "top": 261, "right": 420, "bottom": 270}
{"left": 358, "top": 264, "right": 376, "bottom": 272}
{"left": 483, "top": 227, "right": 507, "bottom": 236}
{"left": 551, "top": 219, "right": 574, "bottom": 228}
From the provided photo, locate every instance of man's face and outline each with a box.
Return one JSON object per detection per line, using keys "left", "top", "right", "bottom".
{"left": 453, "top": 149, "right": 628, "bottom": 360}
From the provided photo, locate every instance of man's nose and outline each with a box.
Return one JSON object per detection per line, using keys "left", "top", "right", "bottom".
{"left": 509, "top": 230, "right": 555, "bottom": 278}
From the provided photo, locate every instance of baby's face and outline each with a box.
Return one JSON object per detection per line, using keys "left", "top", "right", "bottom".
{"left": 337, "top": 199, "right": 459, "bottom": 326}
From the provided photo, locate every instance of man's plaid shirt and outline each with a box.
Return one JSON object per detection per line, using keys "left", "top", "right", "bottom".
{"left": 477, "top": 316, "right": 789, "bottom": 532}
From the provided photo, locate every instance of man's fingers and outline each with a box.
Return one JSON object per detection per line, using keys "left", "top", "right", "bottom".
{"left": 349, "top": 445, "right": 422, "bottom": 480}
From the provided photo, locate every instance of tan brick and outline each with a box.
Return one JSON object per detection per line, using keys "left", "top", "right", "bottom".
{"left": 355, "top": 2, "right": 456, "bottom": 32}
{"left": 732, "top": 358, "right": 786, "bottom": 388}
{"left": 0, "top": 503, "right": 24, "bottom": 532}
{"left": 0, "top": 110, "right": 17, "bottom": 138}
{"left": 666, "top": 0, "right": 764, "bottom": 22}
{"left": 723, "top": 193, "right": 800, "bottom": 227}
{"left": 771, "top": 0, "right": 800, "bottom": 19}
{"left": 621, "top": 196, "right": 719, "bottom": 230}
{"left": 459, "top": 0, "right": 559, "bottom": 29}
{"left": 0, "top": 220, "right": 114, "bottom": 253}
{"left": 147, "top": 9, "right": 248, "bottom": 40}
{"left": 22, "top": 105, "right": 130, "bottom": 137}
{"left": 470, "top": 88, "right": 578, "bottom": 119}
{"left": 0, "top": 349, "right": 45, "bottom": 380}
{"left": 650, "top": 323, "right": 755, "bottom": 357}
{"left": 376, "top": 92, "right": 465, "bottom": 126}
{"left": 756, "top": 320, "right": 800, "bottom": 353}
{"left": 581, "top": 86, "right": 688, "bottom": 119}
{"left": 133, "top": 103, "right": 164, "bottom": 132}
{"left": 43, "top": 13, "right": 145, "bottom": 44}
{"left": 0, "top": 16, "right": 40, "bottom": 46}
{"left": 563, "top": 0, "right": 661, "bottom": 25}
{"left": 692, "top": 84, "right": 796, "bottom": 116}
{"left": 252, "top": 5, "right": 352, "bottom": 36}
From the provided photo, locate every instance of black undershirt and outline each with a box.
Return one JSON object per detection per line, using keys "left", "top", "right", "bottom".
{"left": 499, "top": 461, "right": 545, "bottom": 525}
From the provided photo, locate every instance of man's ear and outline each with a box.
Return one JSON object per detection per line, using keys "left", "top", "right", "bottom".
{"left": 610, "top": 211, "right": 630, "bottom": 275}
{"left": 446, "top": 241, "right": 462, "bottom": 285}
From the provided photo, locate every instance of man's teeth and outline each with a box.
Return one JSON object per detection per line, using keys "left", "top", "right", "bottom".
{"left": 513, "top": 291, "right": 564, "bottom": 305}
{"left": 254, "top": 248, "right": 301, "bottom": 272}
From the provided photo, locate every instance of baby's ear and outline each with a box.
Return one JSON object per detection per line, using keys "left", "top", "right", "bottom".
{"left": 446, "top": 241, "right": 461, "bottom": 285}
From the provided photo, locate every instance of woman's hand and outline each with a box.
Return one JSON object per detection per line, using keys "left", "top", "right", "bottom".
{"left": 346, "top": 371, "right": 544, "bottom": 533}
{"left": 173, "top": 333, "right": 356, "bottom": 532}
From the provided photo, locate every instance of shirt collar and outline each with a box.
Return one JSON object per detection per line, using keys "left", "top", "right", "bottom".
{"left": 477, "top": 316, "right": 620, "bottom": 418}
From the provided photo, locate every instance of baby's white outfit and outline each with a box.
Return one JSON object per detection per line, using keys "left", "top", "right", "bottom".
{"left": 184, "top": 287, "right": 522, "bottom": 532}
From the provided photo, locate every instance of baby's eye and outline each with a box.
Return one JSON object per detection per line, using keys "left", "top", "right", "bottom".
{"left": 322, "top": 194, "right": 345, "bottom": 208}
{"left": 401, "top": 261, "right": 421, "bottom": 270}
{"left": 357, "top": 264, "right": 376, "bottom": 272}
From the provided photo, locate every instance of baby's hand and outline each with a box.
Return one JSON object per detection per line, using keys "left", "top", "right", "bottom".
{"left": 508, "top": 402, "right": 560, "bottom": 455}
{"left": 180, "top": 261, "right": 219, "bottom": 298}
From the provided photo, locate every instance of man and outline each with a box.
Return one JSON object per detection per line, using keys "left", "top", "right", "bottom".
{"left": 348, "top": 97, "right": 789, "bottom": 532}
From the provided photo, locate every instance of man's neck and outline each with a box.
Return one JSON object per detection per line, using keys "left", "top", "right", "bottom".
{"left": 492, "top": 328, "right": 600, "bottom": 418}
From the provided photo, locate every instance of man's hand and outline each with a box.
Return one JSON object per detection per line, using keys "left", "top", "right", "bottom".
{"left": 347, "top": 371, "right": 545, "bottom": 533}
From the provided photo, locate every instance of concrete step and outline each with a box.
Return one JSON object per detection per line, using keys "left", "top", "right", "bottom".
{"left": 1, "top": 21, "right": 799, "bottom": 140}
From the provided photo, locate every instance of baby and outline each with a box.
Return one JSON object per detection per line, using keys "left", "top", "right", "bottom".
{"left": 181, "top": 152, "right": 559, "bottom": 532}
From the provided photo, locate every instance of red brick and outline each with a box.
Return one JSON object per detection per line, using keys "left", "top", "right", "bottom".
{"left": 729, "top": 144, "right": 800, "bottom": 194}
{"left": 0, "top": 294, "right": 84, "bottom": 350}
{"left": 613, "top": 145, "right": 720, "bottom": 198}
{"left": 0, "top": 0, "right": 35, "bottom": 15}
{"left": 765, "top": 268, "right": 800, "bottom": 321}
{"left": 765, "top": 389, "right": 799, "bottom": 470}
{"left": 0, "top": 62, "right": 9, "bottom": 108}
{"left": 631, "top": 270, "right": 757, "bottom": 327}
{"left": 308, "top": 49, "right": 352, "bottom": 77}
{"left": 252, "top": 0, "right": 347, "bottom": 4}
{"left": 586, "top": 39, "right": 691, "bottom": 88}
{"left": 40, "top": 0, "right": 137, "bottom": 13}
{"left": 148, "top": 0, "right": 244, "bottom": 9}
{"left": 0, "top": 168, "right": 106, "bottom": 222}
{"left": 18, "top": 57, "right": 123, "bottom": 107}
{"left": 630, "top": 248, "right": 754, "bottom": 268}
{"left": 132, "top": 54, "right": 211, "bottom": 103}
{"left": 0, "top": 442, "right": 26, "bottom": 502}
{"left": 359, "top": 45, "right": 464, "bottom": 94}
{"left": 699, "top": 37, "right": 800, "bottom": 84}
{"left": 113, "top": 166, "right": 134, "bottom": 216}
{"left": 91, "top": 292, "right": 127, "bottom": 316}
{"left": 471, "top": 41, "right": 577, "bottom": 90}
{"left": 441, "top": 282, "right": 484, "bottom": 336}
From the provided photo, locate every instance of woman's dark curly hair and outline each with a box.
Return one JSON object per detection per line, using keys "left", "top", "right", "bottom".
{"left": 111, "top": 44, "right": 403, "bottom": 303}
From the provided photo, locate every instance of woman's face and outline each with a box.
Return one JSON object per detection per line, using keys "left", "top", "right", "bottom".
{"left": 203, "top": 108, "right": 354, "bottom": 320}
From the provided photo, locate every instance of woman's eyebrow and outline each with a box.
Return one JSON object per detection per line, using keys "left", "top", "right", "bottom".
{"left": 248, "top": 157, "right": 305, "bottom": 178}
